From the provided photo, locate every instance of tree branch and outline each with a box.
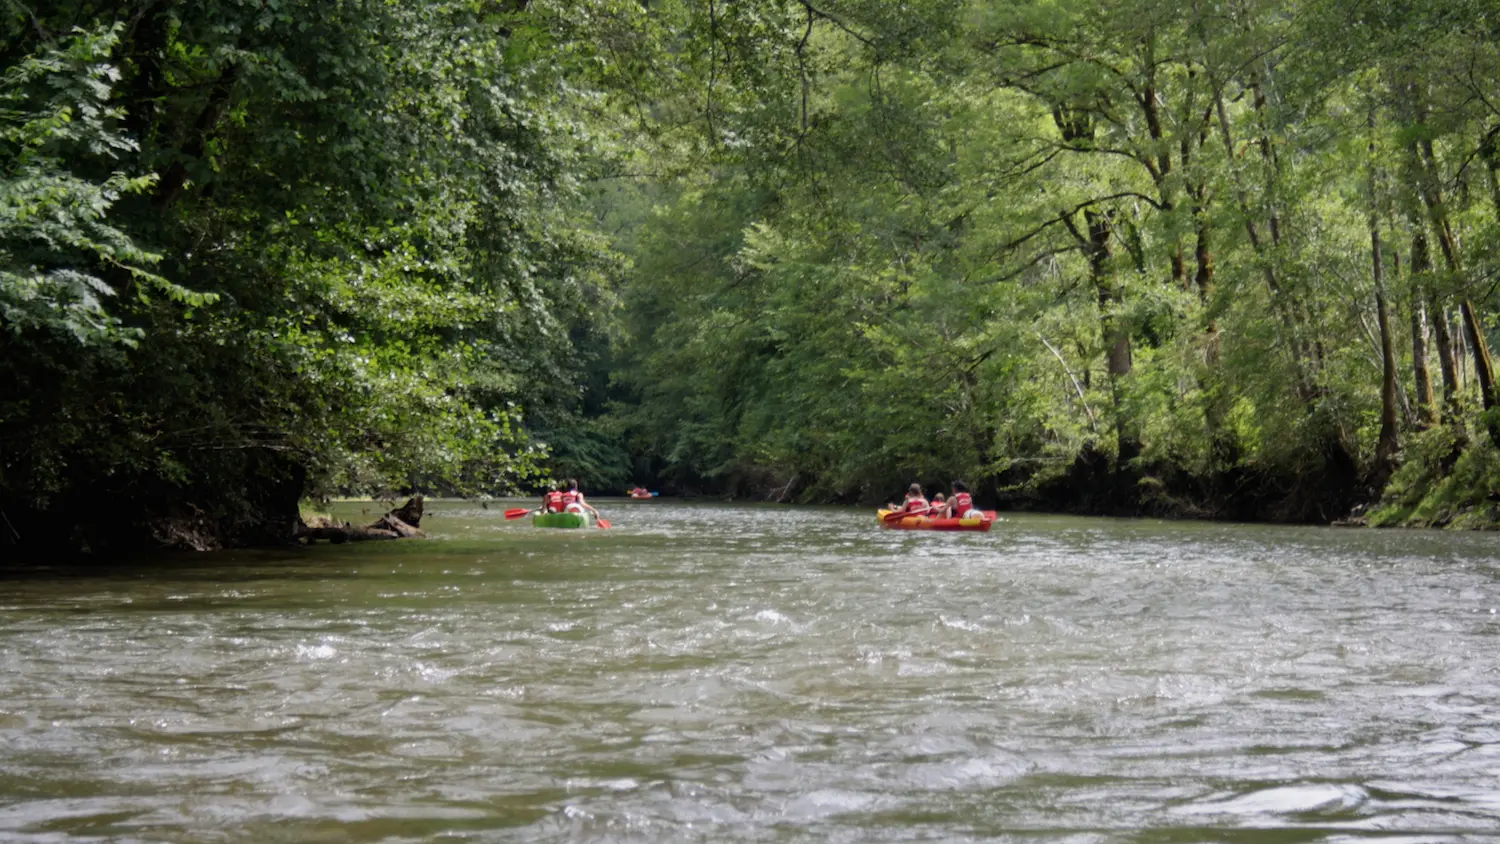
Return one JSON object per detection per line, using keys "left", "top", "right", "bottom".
{"left": 5, "top": 0, "right": 50, "bottom": 43}
{"left": 1036, "top": 330, "right": 1099, "bottom": 433}
{"left": 796, "top": 3, "right": 813, "bottom": 138}
{"left": 798, "top": 0, "right": 876, "bottom": 50}
{"left": 971, "top": 245, "right": 1082, "bottom": 287}
{"left": 706, "top": 0, "right": 719, "bottom": 141}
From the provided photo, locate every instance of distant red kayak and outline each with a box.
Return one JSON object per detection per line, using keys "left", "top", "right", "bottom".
{"left": 877, "top": 509, "right": 997, "bottom": 532}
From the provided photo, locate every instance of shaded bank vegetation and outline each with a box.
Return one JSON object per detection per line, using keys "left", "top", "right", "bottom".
{"left": 1, "top": 1, "right": 611, "bottom": 550}
{"left": 5, "top": 0, "right": 1500, "bottom": 551}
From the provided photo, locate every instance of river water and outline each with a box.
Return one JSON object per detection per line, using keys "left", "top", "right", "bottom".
{"left": 3, "top": 501, "right": 1500, "bottom": 842}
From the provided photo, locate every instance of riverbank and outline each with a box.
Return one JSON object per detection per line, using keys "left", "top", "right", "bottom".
{"left": 1364, "top": 430, "right": 1500, "bottom": 529}
{"left": 10, "top": 436, "right": 1499, "bottom": 560}
{"left": 1013, "top": 446, "right": 1499, "bottom": 530}
{"left": 686, "top": 437, "right": 1500, "bottom": 531}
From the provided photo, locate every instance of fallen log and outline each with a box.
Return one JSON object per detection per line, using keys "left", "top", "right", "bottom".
{"left": 296, "top": 495, "right": 427, "bottom": 544}
{"left": 389, "top": 495, "right": 424, "bottom": 528}
{"left": 296, "top": 524, "right": 401, "bottom": 543}
{"left": 372, "top": 513, "right": 424, "bottom": 538}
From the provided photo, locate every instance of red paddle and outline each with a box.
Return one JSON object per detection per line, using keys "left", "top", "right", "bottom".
{"left": 597, "top": 518, "right": 612, "bottom": 529}
{"left": 503, "top": 508, "right": 532, "bottom": 520}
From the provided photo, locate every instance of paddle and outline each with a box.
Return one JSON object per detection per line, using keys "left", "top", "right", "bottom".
{"left": 597, "top": 517, "right": 612, "bottom": 529}
{"left": 503, "top": 508, "right": 532, "bottom": 520}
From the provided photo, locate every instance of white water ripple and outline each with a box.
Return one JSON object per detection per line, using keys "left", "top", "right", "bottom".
{"left": 1, "top": 501, "right": 1500, "bottom": 841}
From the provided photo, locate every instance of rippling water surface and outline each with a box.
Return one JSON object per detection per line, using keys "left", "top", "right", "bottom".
{"left": 4, "top": 501, "right": 1500, "bottom": 842}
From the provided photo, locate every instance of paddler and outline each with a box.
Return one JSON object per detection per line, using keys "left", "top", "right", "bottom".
{"left": 888, "top": 482, "right": 930, "bottom": 516}
{"left": 560, "top": 479, "right": 602, "bottom": 520}
{"left": 540, "top": 482, "right": 564, "bottom": 514}
{"left": 949, "top": 480, "right": 981, "bottom": 519}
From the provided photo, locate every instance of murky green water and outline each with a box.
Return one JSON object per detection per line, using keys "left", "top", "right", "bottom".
{"left": 4, "top": 501, "right": 1500, "bottom": 842}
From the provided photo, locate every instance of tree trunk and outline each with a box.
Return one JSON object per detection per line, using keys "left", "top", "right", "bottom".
{"left": 1483, "top": 129, "right": 1500, "bottom": 218}
{"left": 1410, "top": 301, "right": 1438, "bottom": 429}
{"left": 1212, "top": 85, "right": 1312, "bottom": 398}
{"left": 1176, "top": 60, "right": 1233, "bottom": 463}
{"left": 1414, "top": 134, "right": 1500, "bottom": 444}
{"left": 1250, "top": 78, "right": 1284, "bottom": 249}
{"left": 1456, "top": 310, "right": 1470, "bottom": 387}
{"left": 122, "top": 0, "right": 174, "bottom": 145}
{"left": 1483, "top": 129, "right": 1500, "bottom": 217}
{"left": 1191, "top": 185, "right": 1235, "bottom": 464}
{"left": 1049, "top": 107, "right": 1138, "bottom": 467}
{"left": 1460, "top": 300, "right": 1500, "bottom": 420}
{"left": 1083, "top": 210, "right": 1139, "bottom": 465}
{"left": 1365, "top": 111, "right": 1399, "bottom": 482}
{"left": 1462, "top": 302, "right": 1494, "bottom": 407}
{"left": 1370, "top": 209, "right": 1400, "bottom": 476}
{"left": 1191, "top": 182, "right": 1216, "bottom": 354}
{"left": 154, "top": 62, "right": 242, "bottom": 210}
{"left": 1408, "top": 226, "right": 1438, "bottom": 427}
{"left": 1403, "top": 125, "right": 1467, "bottom": 436}
{"left": 1431, "top": 299, "right": 1464, "bottom": 430}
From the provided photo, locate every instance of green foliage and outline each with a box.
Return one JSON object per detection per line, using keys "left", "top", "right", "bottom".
{"left": 538, "top": 417, "right": 632, "bottom": 492}
{"left": 1369, "top": 428, "right": 1500, "bottom": 529}
{"left": 0, "top": 1, "right": 626, "bottom": 550}
{"left": 9, "top": 0, "right": 1500, "bottom": 549}
{"left": 590, "top": 0, "right": 1500, "bottom": 519}
{"left": 0, "top": 25, "right": 209, "bottom": 345}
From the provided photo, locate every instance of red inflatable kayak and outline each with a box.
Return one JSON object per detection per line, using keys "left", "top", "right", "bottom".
{"left": 877, "top": 509, "right": 997, "bottom": 532}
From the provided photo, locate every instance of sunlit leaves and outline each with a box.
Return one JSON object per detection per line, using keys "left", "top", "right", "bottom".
{"left": 0, "top": 26, "right": 211, "bottom": 346}
{"left": 596, "top": 0, "right": 1500, "bottom": 512}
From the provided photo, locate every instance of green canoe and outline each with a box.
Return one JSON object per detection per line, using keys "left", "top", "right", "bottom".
{"left": 532, "top": 511, "right": 596, "bottom": 529}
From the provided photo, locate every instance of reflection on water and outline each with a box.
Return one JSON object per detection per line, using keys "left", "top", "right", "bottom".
{"left": 3, "top": 501, "right": 1500, "bottom": 841}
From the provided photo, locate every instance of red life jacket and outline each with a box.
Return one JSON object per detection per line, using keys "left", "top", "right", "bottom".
{"left": 954, "top": 491, "right": 974, "bottom": 513}
{"left": 904, "top": 496, "right": 929, "bottom": 514}
{"left": 560, "top": 490, "right": 581, "bottom": 508}
{"left": 545, "top": 491, "right": 564, "bottom": 512}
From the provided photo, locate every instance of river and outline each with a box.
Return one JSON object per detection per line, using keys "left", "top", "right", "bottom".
{"left": 3, "top": 500, "right": 1500, "bottom": 841}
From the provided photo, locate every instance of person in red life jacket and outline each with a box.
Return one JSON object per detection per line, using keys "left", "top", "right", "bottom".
{"left": 887, "top": 482, "right": 930, "bottom": 516}
{"left": 949, "top": 480, "right": 981, "bottom": 519}
{"left": 540, "top": 483, "right": 565, "bottom": 514}
{"left": 929, "top": 493, "right": 948, "bottom": 519}
{"left": 560, "top": 479, "right": 601, "bottom": 519}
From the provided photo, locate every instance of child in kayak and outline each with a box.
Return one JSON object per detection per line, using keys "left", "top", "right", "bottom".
{"left": 928, "top": 493, "right": 948, "bottom": 519}
{"left": 949, "top": 480, "right": 981, "bottom": 519}
{"left": 888, "top": 483, "right": 930, "bottom": 516}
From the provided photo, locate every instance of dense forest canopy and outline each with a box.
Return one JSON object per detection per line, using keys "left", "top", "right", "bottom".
{"left": 4, "top": 0, "right": 1500, "bottom": 550}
